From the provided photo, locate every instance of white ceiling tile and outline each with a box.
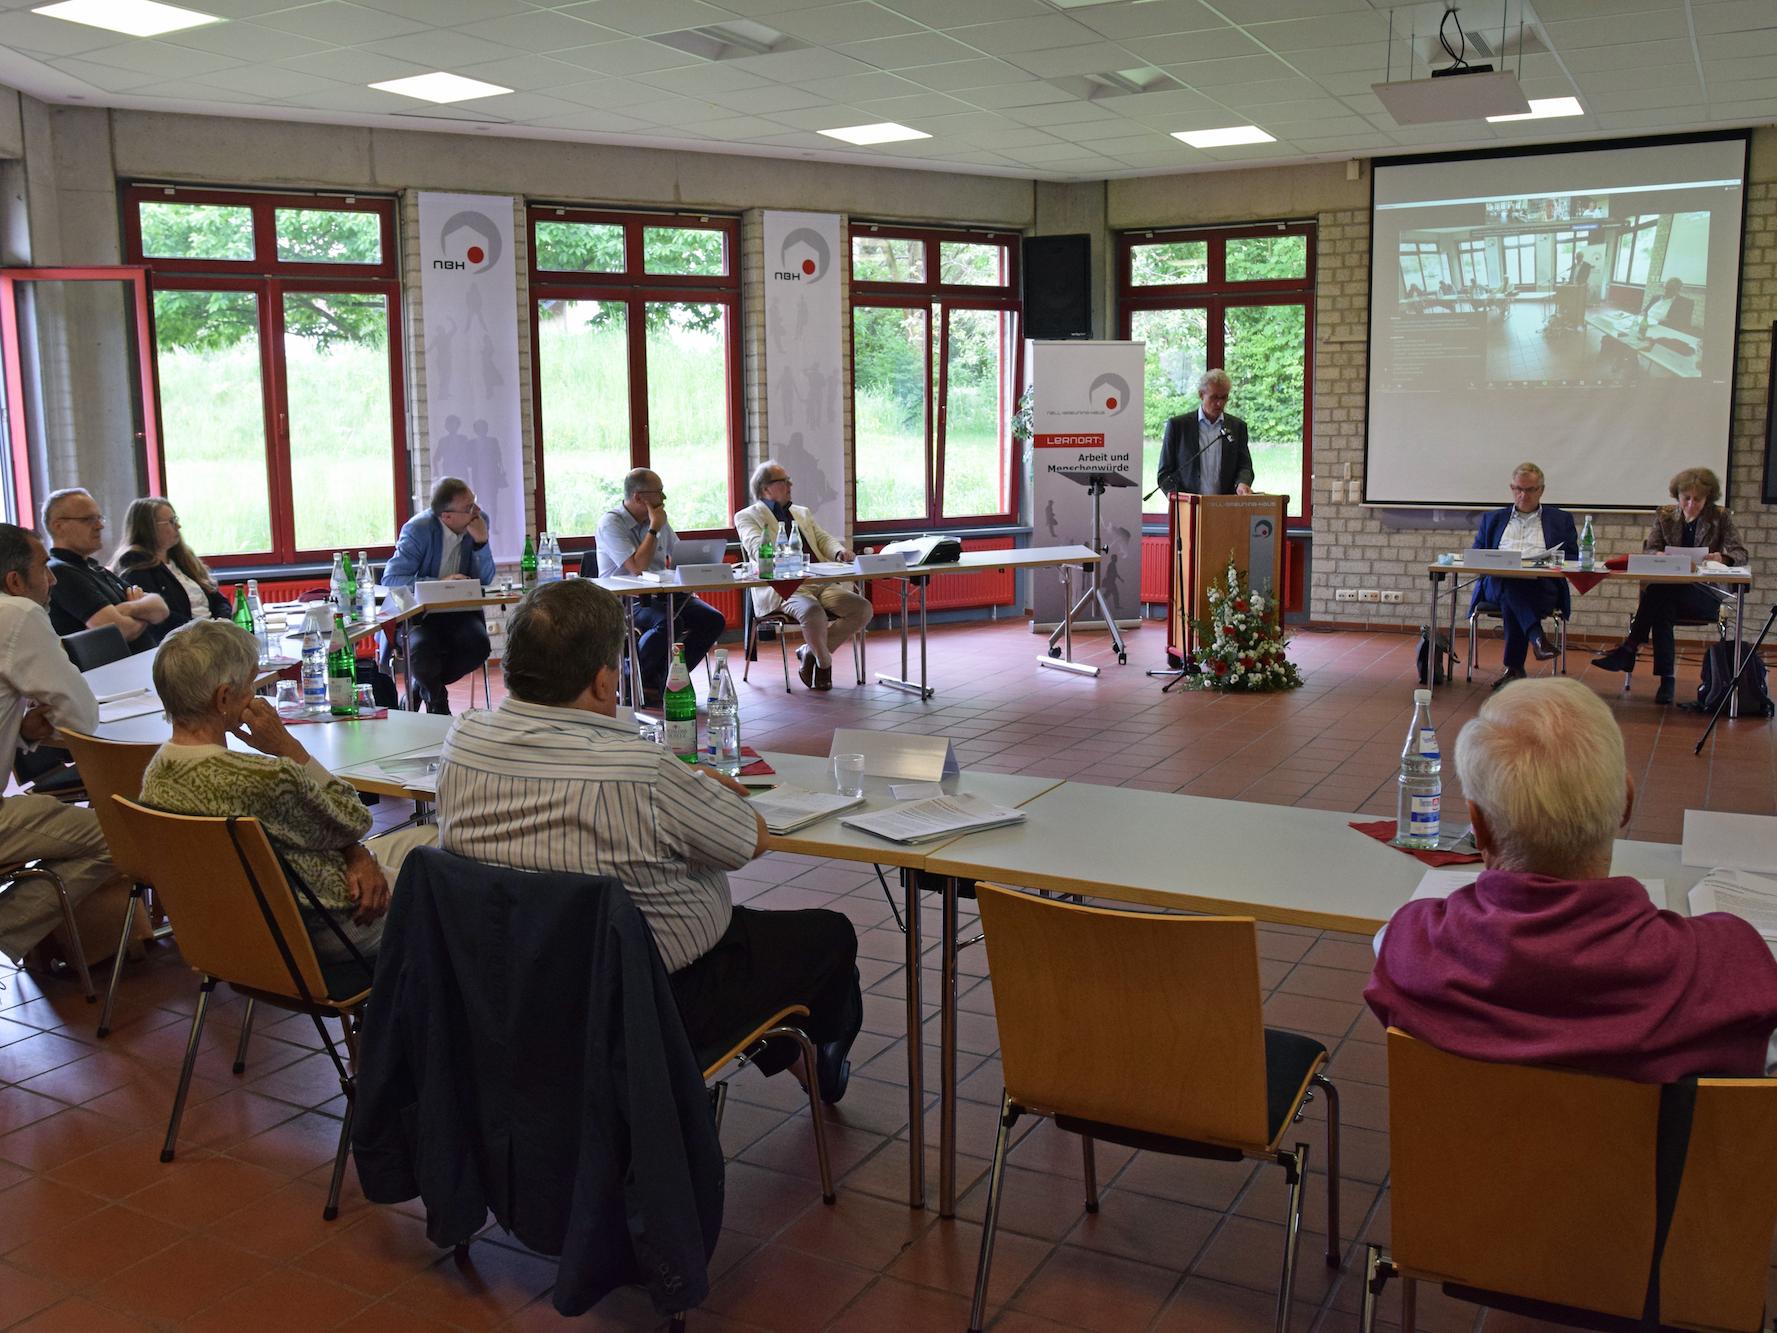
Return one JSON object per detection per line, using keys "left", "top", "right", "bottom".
{"left": 452, "top": 91, "right": 584, "bottom": 120}
{"left": 1286, "top": 42, "right": 1391, "bottom": 75}
{"left": 878, "top": 0, "right": 1048, "bottom": 24}
{"left": 1246, "top": 11, "right": 1392, "bottom": 52}
{"left": 1562, "top": 39, "right": 1694, "bottom": 72}
{"left": 453, "top": 10, "right": 624, "bottom": 52}
{"left": 1529, "top": 0, "right": 1677, "bottom": 18}
{"left": 851, "top": 90, "right": 975, "bottom": 118}
{"left": 199, "top": 63, "right": 338, "bottom": 97}
{"left": 959, "top": 80, "right": 1079, "bottom": 108}
{"left": 73, "top": 41, "right": 243, "bottom": 79}
{"left": 1050, "top": 115, "right": 1177, "bottom": 141}
{"left": 1069, "top": 0, "right": 1225, "bottom": 41}
{"left": 1699, "top": 27, "right": 1777, "bottom": 59}
{"left": 887, "top": 108, "right": 1008, "bottom": 135}
{"left": 1691, "top": 0, "right": 1777, "bottom": 36}
{"left": 623, "top": 95, "right": 730, "bottom": 125}
{"left": 1010, "top": 43, "right": 1160, "bottom": 79}
{"left": 190, "top": 0, "right": 324, "bottom": 15}
{"left": 762, "top": 103, "right": 869, "bottom": 130}
{"left": 1138, "top": 28, "right": 1265, "bottom": 65}
{"left": 557, "top": 0, "right": 734, "bottom": 37}
{"left": 1574, "top": 62, "right": 1693, "bottom": 93}
{"left": 633, "top": 62, "right": 775, "bottom": 95}
{"left": 1706, "top": 97, "right": 1777, "bottom": 118}
{"left": 723, "top": 46, "right": 874, "bottom": 82}
{"left": 283, "top": 84, "right": 420, "bottom": 112}
{"left": 355, "top": 0, "right": 528, "bottom": 20}
{"left": 278, "top": 46, "right": 430, "bottom": 84}
{"left": 832, "top": 32, "right": 979, "bottom": 69}
{"left": 530, "top": 107, "right": 657, "bottom": 132}
{"left": 132, "top": 80, "right": 269, "bottom": 105}
{"left": 254, "top": 2, "right": 429, "bottom": 43}
{"left": 0, "top": 11, "right": 124, "bottom": 56}
{"left": 1584, "top": 84, "right": 1706, "bottom": 112}
{"left": 752, "top": 2, "right": 920, "bottom": 46}
{"left": 944, "top": 15, "right": 1105, "bottom": 54}
{"left": 1597, "top": 105, "right": 1715, "bottom": 131}
{"left": 47, "top": 56, "right": 184, "bottom": 90}
{"left": 797, "top": 70, "right": 923, "bottom": 101}
{"left": 1543, "top": 9, "right": 1690, "bottom": 48}
{"left": 1201, "top": 0, "right": 1376, "bottom": 19}
{"left": 673, "top": 114, "right": 791, "bottom": 138}
{"left": 1287, "top": 130, "right": 1395, "bottom": 151}
{"left": 999, "top": 98, "right": 1123, "bottom": 125}
{"left": 357, "top": 29, "right": 523, "bottom": 69}
{"left": 547, "top": 78, "right": 660, "bottom": 109}
{"left": 552, "top": 38, "right": 701, "bottom": 74}
{"left": 1708, "top": 76, "right": 1777, "bottom": 103}
{"left": 705, "top": 83, "right": 828, "bottom": 112}
{"left": 1168, "top": 53, "right": 1295, "bottom": 86}
{"left": 963, "top": 124, "right": 1063, "bottom": 148}
{"left": 910, "top": 57, "right": 1039, "bottom": 90}
{"left": 157, "top": 19, "right": 333, "bottom": 61}
{"left": 449, "top": 54, "right": 595, "bottom": 91}
{"left": 1702, "top": 52, "right": 1777, "bottom": 82}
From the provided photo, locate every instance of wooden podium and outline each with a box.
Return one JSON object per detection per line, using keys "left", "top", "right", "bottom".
{"left": 1167, "top": 492, "right": 1288, "bottom": 662}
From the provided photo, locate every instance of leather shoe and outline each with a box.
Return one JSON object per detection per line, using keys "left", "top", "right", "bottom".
{"left": 815, "top": 1039, "right": 850, "bottom": 1104}
{"left": 796, "top": 646, "right": 817, "bottom": 689}
{"left": 814, "top": 662, "right": 833, "bottom": 691}
{"left": 1491, "top": 667, "right": 1527, "bottom": 691}
{"left": 1654, "top": 676, "right": 1675, "bottom": 705}
{"left": 1529, "top": 631, "right": 1558, "bottom": 662}
{"left": 1592, "top": 644, "right": 1638, "bottom": 674}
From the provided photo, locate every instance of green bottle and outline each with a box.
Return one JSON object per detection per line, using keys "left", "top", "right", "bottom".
{"left": 521, "top": 534, "right": 538, "bottom": 587}
{"left": 327, "top": 614, "right": 359, "bottom": 717}
{"left": 340, "top": 552, "right": 358, "bottom": 617}
{"left": 757, "top": 530, "right": 776, "bottom": 580}
{"left": 663, "top": 645, "right": 698, "bottom": 758}
{"left": 231, "top": 585, "right": 252, "bottom": 632}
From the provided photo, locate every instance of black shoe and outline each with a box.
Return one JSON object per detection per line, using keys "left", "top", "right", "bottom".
{"left": 1592, "top": 644, "right": 1638, "bottom": 674}
{"left": 1654, "top": 676, "right": 1675, "bottom": 705}
{"left": 796, "top": 645, "right": 818, "bottom": 690}
{"left": 1530, "top": 631, "right": 1558, "bottom": 662}
{"left": 1491, "top": 667, "right": 1527, "bottom": 691}
{"left": 815, "top": 1039, "right": 850, "bottom": 1104}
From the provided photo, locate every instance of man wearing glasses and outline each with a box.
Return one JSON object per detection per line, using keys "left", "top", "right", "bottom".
{"left": 595, "top": 468, "right": 724, "bottom": 708}
{"left": 384, "top": 477, "right": 495, "bottom": 714}
{"left": 41, "top": 488, "right": 168, "bottom": 653}
{"left": 1469, "top": 463, "right": 1579, "bottom": 689}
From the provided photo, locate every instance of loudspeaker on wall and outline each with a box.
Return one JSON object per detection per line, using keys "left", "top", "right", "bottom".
{"left": 1022, "top": 234, "right": 1092, "bottom": 339}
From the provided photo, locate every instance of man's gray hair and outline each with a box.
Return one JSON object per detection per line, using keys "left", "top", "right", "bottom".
{"left": 40, "top": 487, "right": 91, "bottom": 533}
{"left": 503, "top": 579, "right": 625, "bottom": 705}
{"left": 152, "top": 620, "right": 260, "bottom": 727}
{"left": 1197, "top": 368, "right": 1232, "bottom": 396}
{"left": 623, "top": 468, "right": 660, "bottom": 501}
{"left": 1511, "top": 461, "right": 1545, "bottom": 484}
{"left": 750, "top": 460, "right": 784, "bottom": 500}
{"left": 1453, "top": 677, "right": 1626, "bottom": 878}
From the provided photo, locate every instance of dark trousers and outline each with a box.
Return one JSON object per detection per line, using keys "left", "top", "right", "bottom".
{"left": 669, "top": 905, "right": 862, "bottom": 1078}
{"left": 1479, "top": 576, "right": 1560, "bottom": 671}
{"left": 1628, "top": 583, "right": 1721, "bottom": 677}
{"left": 408, "top": 610, "right": 490, "bottom": 714}
{"left": 633, "top": 595, "right": 725, "bottom": 694}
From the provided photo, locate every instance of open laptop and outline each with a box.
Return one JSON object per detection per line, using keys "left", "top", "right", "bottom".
{"left": 673, "top": 537, "right": 728, "bottom": 567}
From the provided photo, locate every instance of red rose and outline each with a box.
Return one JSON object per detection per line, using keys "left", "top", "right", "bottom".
{"left": 1240, "top": 656, "right": 1256, "bottom": 670}
{"left": 1213, "top": 660, "right": 1229, "bottom": 675}
{"left": 1233, "top": 599, "right": 1247, "bottom": 611}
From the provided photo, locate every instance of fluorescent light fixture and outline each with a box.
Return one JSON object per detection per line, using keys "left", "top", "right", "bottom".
{"left": 1172, "top": 125, "right": 1275, "bottom": 149}
{"left": 1487, "top": 96, "right": 1584, "bottom": 122}
{"left": 818, "top": 122, "right": 930, "bottom": 146}
{"left": 369, "top": 72, "right": 512, "bottom": 104}
{"left": 33, "top": 0, "right": 220, "bottom": 37}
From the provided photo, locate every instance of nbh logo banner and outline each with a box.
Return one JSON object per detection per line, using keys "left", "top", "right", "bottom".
{"left": 1089, "top": 373, "right": 1130, "bottom": 414}
{"left": 775, "top": 227, "right": 831, "bottom": 283}
{"left": 434, "top": 210, "right": 503, "bottom": 273}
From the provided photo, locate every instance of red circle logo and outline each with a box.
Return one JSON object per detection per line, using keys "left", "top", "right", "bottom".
{"left": 802, "top": 258, "right": 816, "bottom": 275}
{"left": 466, "top": 245, "right": 485, "bottom": 264}
{"left": 1104, "top": 396, "right": 1118, "bottom": 410}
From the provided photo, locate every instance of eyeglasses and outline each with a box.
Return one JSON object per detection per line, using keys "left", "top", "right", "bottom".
{"left": 765, "top": 476, "right": 791, "bottom": 486}
{"left": 156, "top": 515, "right": 181, "bottom": 527}
{"left": 1509, "top": 485, "right": 1544, "bottom": 495}
{"left": 61, "top": 513, "right": 104, "bottom": 525}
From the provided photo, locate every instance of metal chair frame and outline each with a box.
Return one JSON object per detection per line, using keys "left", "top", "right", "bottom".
{"left": 1465, "top": 601, "right": 1568, "bottom": 683}
{"left": 1, "top": 860, "right": 95, "bottom": 1002}
{"left": 741, "top": 599, "right": 865, "bottom": 693}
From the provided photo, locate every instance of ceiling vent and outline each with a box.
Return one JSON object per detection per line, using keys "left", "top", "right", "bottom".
{"left": 652, "top": 21, "right": 800, "bottom": 61}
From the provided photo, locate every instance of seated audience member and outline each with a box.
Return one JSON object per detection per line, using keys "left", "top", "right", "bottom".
{"left": 139, "top": 620, "right": 435, "bottom": 968}
{"left": 734, "top": 461, "right": 871, "bottom": 691}
{"left": 42, "top": 488, "right": 168, "bottom": 653}
{"left": 382, "top": 477, "right": 494, "bottom": 715}
{"left": 1594, "top": 467, "right": 1747, "bottom": 705}
{"left": 1642, "top": 276, "right": 1693, "bottom": 330}
{"left": 111, "top": 497, "right": 230, "bottom": 633}
{"left": 436, "top": 579, "right": 862, "bottom": 1101}
{"left": 1367, "top": 677, "right": 1777, "bottom": 1083}
{"left": 594, "top": 468, "right": 724, "bottom": 707}
{"left": 1469, "top": 462, "right": 1577, "bottom": 690}
{"left": 0, "top": 523, "right": 144, "bottom": 966}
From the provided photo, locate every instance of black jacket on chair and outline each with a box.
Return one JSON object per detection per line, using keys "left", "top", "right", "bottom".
{"left": 351, "top": 848, "right": 723, "bottom": 1317}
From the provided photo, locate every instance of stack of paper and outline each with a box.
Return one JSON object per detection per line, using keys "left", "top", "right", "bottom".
{"left": 842, "top": 793, "right": 1025, "bottom": 845}
{"left": 747, "top": 786, "right": 866, "bottom": 834}
{"left": 1689, "top": 868, "right": 1777, "bottom": 957}
{"left": 97, "top": 688, "right": 160, "bottom": 723}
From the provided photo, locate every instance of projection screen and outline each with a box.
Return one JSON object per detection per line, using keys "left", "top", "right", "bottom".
{"left": 1366, "top": 134, "right": 1748, "bottom": 508}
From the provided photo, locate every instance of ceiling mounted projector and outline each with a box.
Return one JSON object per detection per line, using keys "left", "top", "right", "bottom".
{"left": 1373, "top": 4, "right": 1531, "bottom": 124}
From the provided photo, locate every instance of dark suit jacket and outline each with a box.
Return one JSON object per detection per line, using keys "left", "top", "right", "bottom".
{"left": 1156, "top": 411, "right": 1254, "bottom": 496}
{"left": 1469, "top": 503, "right": 1580, "bottom": 617}
{"left": 115, "top": 555, "right": 230, "bottom": 632}
{"left": 1646, "top": 504, "right": 1747, "bottom": 565}
{"left": 352, "top": 849, "right": 723, "bottom": 1318}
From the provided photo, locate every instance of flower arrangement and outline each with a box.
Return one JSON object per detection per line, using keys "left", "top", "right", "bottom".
{"left": 1184, "top": 559, "right": 1303, "bottom": 692}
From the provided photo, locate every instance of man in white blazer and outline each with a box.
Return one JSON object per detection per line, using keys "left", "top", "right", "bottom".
{"left": 734, "top": 461, "right": 872, "bottom": 690}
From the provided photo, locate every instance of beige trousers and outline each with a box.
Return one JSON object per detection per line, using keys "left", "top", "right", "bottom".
{"left": 0, "top": 793, "right": 140, "bottom": 965}
{"left": 783, "top": 586, "right": 873, "bottom": 670}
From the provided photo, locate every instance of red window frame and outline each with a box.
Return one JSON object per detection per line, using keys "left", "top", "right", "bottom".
{"left": 527, "top": 205, "right": 745, "bottom": 545}
{"left": 849, "top": 222, "right": 1023, "bottom": 533}
{"left": 1117, "top": 221, "right": 1315, "bottom": 525}
{"left": 121, "top": 185, "right": 407, "bottom": 567}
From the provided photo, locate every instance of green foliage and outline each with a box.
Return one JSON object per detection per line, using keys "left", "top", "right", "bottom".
{"left": 852, "top": 238, "right": 924, "bottom": 283}
{"left": 533, "top": 223, "right": 725, "bottom": 334}
{"left": 1227, "top": 234, "right": 1308, "bottom": 281}
{"left": 1130, "top": 240, "right": 1206, "bottom": 286}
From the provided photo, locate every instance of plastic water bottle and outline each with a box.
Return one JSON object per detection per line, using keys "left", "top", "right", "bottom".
{"left": 245, "top": 579, "right": 271, "bottom": 656}
{"left": 704, "top": 649, "right": 741, "bottom": 774}
{"left": 300, "top": 608, "right": 330, "bottom": 715}
{"left": 785, "top": 523, "right": 804, "bottom": 574}
{"left": 356, "top": 554, "right": 376, "bottom": 622}
{"left": 1395, "top": 688, "right": 1441, "bottom": 849}
{"left": 1578, "top": 514, "right": 1596, "bottom": 571}
{"left": 328, "top": 552, "right": 346, "bottom": 612}
{"left": 663, "top": 646, "right": 698, "bottom": 759}
{"left": 542, "top": 532, "right": 561, "bottom": 582}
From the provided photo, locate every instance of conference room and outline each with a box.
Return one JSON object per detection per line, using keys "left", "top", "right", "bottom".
{"left": 1, "top": 1, "right": 1775, "bottom": 1329}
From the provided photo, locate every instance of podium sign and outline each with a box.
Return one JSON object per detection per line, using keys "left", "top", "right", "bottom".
{"left": 1169, "top": 493, "right": 1287, "bottom": 660}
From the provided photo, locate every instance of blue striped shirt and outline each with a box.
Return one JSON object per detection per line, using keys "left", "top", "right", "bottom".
{"left": 436, "top": 697, "right": 759, "bottom": 971}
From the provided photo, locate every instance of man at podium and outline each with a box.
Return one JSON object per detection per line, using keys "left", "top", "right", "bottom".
{"left": 1156, "top": 369, "right": 1254, "bottom": 497}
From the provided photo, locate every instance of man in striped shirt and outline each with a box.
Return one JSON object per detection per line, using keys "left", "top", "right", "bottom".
{"left": 436, "top": 578, "right": 861, "bottom": 1102}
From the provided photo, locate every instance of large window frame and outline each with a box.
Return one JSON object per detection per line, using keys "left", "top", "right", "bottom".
{"left": 121, "top": 184, "right": 407, "bottom": 567}
{"left": 849, "top": 223, "right": 1023, "bottom": 532}
{"left": 1117, "top": 221, "right": 1316, "bottom": 525}
{"left": 527, "top": 205, "right": 744, "bottom": 545}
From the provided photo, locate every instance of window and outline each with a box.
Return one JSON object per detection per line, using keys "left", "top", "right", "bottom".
{"left": 1457, "top": 239, "right": 1492, "bottom": 289}
{"left": 1553, "top": 229, "right": 1583, "bottom": 284}
{"left": 1502, "top": 234, "right": 1535, "bottom": 287}
{"left": 1612, "top": 215, "right": 1660, "bottom": 286}
{"left": 850, "top": 225, "right": 1021, "bottom": 528}
{"left": 1118, "top": 223, "right": 1315, "bottom": 523}
{"left": 529, "top": 208, "right": 742, "bottom": 541}
{"left": 1397, "top": 239, "right": 1444, "bottom": 294}
{"left": 123, "top": 186, "right": 405, "bottom": 565}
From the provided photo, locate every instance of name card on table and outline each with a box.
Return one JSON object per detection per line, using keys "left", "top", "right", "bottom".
{"left": 1462, "top": 548, "right": 1521, "bottom": 570}
{"left": 853, "top": 552, "right": 906, "bottom": 575}
{"left": 829, "top": 727, "right": 959, "bottom": 781}
{"left": 1627, "top": 553, "right": 1693, "bottom": 575}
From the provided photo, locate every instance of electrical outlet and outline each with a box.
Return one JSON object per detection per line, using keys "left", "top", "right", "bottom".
{"left": 1380, "top": 589, "right": 1404, "bottom": 604}
{"left": 1358, "top": 589, "right": 1380, "bottom": 603}
{"left": 1335, "top": 588, "right": 1357, "bottom": 603}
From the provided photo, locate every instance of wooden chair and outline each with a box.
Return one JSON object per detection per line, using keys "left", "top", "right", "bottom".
{"left": 109, "top": 798, "right": 371, "bottom": 1220}
{"left": 1361, "top": 1029, "right": 1777, "bottom": 1333}
{"left": 55, "top": 731, "right": 161, "bottom": 1037}
{"left": 698, "top": 1003, "right": 835, "bottom": 1206}
{"left": 969, "top": 884, "right": 1341, "bottom": 1333}
{"left": 0, "top": 860, "right": 94, "bottom": 1002}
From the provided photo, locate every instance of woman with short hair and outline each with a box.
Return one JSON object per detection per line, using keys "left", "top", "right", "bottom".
{"left": 110, "top": 497, "right": 230, "bottom": 635}
{"left": 138, "top": 620, "right": 433, "bottom": 969}
{"left": 1591, "top": 466, "right": 1748, "bottom": 704}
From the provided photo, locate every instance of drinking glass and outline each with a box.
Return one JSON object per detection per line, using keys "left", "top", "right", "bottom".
{"left": 273, "top": 681, "right": 300, "bottom": 714}
{"left": 831, "top": 753, "right": 866, "bottom": 797}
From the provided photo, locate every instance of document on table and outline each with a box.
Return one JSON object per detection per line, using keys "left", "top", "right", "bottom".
{"left": 1410, "top": 868, "right": 1667, "bottom": 910}
{"left": 341, "top": 752, "right": 442, "bottom": 791}
{"left": 806, "top": 561, "right": 854, "bottom": 577}
{"left": 747, "top": 786, "right": 866, "bottom": 834}
{"left": 98, "top": 691, "right": 160, "bottom": 722}
{"left": 1681, "top": 810, "right": 1777, "bottom": 874}
{"left": 842, "top": 793, "right": 1026, "bottom": 845}
{"left": 1689, "top": 867, "right": 1777, "bottom": 952}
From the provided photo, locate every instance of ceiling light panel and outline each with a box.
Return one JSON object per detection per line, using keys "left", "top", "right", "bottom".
{"left": 1486, "top": 96, "right": 1583, "bottom": 122}
{"left": 33, "top": 0, "right": 220, "bottom": 38}
{"left": 1172, "top": 125, "right": 1275, "bottom": 148}
{"left": 818, "top": 121, "right": 930, "bottom": 145}
{"left": 370, "top": 71, "right": 513, "bottom": 103}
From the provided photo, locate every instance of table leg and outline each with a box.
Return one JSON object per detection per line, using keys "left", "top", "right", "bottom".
{"left": 1731, "top": 585, "right": 1746, "bottom": 720}
{"left": 1427, "top": 572, "right": 1441, "bottom": 698}
{"left": 625, "top": 601, "right": 643, "bottom": 707}
{"left": 1038, "top": 563, "right": 1098, "bottom": 677}
{"left": 878, "top": 577, "right": 935, "bottom": 699}
{"left": 903, "top": 866, "right": 926, "bottom": 1209}
{"left": 940, "top": 875, "right": 959, "bottom": 1218}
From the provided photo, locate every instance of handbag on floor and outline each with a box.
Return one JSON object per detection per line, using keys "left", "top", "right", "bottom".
{"left": 1416, "top": 625, "right": 1453, "bottom": 686}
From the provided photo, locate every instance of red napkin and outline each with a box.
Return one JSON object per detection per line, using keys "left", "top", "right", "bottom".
{"left": 1565, "top": 571, "right": 1608, "bottom": 594}
{"left": 283, "top": 707, "right": 390, "bottom": 726}
{"left": 738, "top": 747, "right": 774, "bottom": 777}
{"left": 1603, "top": 554, "right": 1631, "bottom": 570}
{"left": 1349, "top": 819, "right": 1483, "bottom": 866}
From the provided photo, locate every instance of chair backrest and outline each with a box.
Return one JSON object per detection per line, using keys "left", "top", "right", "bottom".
{"left": 975, "top": 882, "right": 1269, "bottom": 1149}
{"left": 55, "top": 731, "right": 159, "bottom": 882}
{"left": 60, "top": 624, "right": 130, "bottom": 671}
{"left": 1387, "top": 1029, "right": 1777, "bottom": 1331}
{"left": 108, "top": 797, "right": 335, "bottom": 1002}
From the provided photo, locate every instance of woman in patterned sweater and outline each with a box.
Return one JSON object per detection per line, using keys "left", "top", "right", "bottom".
{"left": 139, "top": 620, "right": 433, "bottom": 966}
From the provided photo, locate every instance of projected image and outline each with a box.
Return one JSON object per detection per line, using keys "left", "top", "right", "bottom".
{"left": 1390, "top": 209, "right": 1711, "bottom": 384}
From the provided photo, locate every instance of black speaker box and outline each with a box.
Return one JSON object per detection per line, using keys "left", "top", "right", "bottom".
{"left": 1022, "top": 234, "right": 1091, "bottom": 339}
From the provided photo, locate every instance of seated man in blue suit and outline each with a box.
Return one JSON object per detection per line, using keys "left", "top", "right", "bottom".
{"left": 1471, "top": 462, "right": 1578, "bottom": 690}
{"left": 384, "top": 477, "right": 495, "bottom": 714}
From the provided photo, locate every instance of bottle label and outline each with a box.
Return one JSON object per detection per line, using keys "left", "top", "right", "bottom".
{"left": 1417, "top": 728, "right": 1439, "bottom": 758}
{"left": 665, "top": 718, "right": 696, "bottom": 756}
{"left": 1409, "top": 793, "right": 1440, "bottom": 836}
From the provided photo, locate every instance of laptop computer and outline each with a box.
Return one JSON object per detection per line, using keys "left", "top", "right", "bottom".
{"left": 673, "top": 537, "right": 728, "bottom": 567}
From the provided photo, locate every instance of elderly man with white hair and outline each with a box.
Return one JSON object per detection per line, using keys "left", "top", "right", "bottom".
{"left": 1156, "top": 368, "right": 1254, "bottom": 498}
{"left": 1366, "top": 677, "right": 1777, "bottom": 1083}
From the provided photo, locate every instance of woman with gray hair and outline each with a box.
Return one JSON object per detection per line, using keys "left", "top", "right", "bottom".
{"left": 138, "top": 620, "right": 434, "bottom": 968}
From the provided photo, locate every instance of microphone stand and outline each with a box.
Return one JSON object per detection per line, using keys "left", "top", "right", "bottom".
{"left": 1147, "top": 422, "right": 1235, "bottom": 691}
{"left": 1693, "top": 602, "right": 1776, "bottom": 754}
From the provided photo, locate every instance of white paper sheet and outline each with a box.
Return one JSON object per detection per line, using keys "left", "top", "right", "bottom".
{"left": 98, "top": 695, "right": 161, "bottom": 723}
{"left": 1681, "top": 810, "right": 1777, "bottom": 874}
{"left": 841, "top": 793, "right": 1025, "bottom": 845}
{"left": 1688, "top": 866, "right": 1777, "bottom": 940}
{"left": 745, "top": 786, "right": 865, "bottom": 834}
